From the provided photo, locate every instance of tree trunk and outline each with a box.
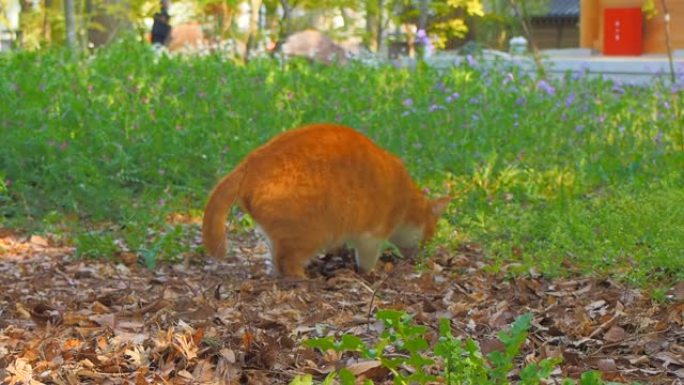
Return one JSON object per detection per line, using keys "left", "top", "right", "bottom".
{"left": 375, "top": 0, "right": 383, "bottom": 52}
{"left": 418, "top": 0, "right": 428, "bottom": 31}
{"left": 364, "top": 0, "right": 377, "bottom": 51}
{"left": 42, "top": 0, "right": 52, "bottom": 43}
{"left": 87, "top": 0, "right": 130, "bottom": 47}
{"left": 64, "top": 0, "right": 77, "bottom": 48}
{"left": 244, "top": 0, "right": 262, "bottom": 61}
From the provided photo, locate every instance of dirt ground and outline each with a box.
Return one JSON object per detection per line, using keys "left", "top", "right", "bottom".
{"left": 0, "top": 228, "right": 682, "bottom": 384}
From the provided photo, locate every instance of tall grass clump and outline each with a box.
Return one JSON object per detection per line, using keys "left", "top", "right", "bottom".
{"left": 1, "top": 38, "right": 682, "bottom": 285}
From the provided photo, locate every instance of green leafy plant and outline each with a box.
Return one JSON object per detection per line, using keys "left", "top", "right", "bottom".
{"left": 302, "top": 311, "right": 619, "bottom": 385}
{"left": 306, "top": 309, "right": 436, "bottom": 384}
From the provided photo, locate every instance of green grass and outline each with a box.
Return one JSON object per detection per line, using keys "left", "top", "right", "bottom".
{"left": 1, "top": 38, "right": 682, "bottom": 286}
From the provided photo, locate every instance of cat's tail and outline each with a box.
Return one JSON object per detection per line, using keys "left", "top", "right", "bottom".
{"left": 202, "top": 164, "right": 246, "bottom": 258}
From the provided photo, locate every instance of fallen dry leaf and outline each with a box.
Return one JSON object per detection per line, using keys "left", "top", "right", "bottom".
{"left": 0, "top": 229, "right": 681, "bottom": 384}
{"left": 603, "top": 325, "right": 627, "bottom": 342}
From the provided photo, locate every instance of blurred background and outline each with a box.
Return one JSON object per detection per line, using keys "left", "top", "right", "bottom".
{"left": 0, "top": 0, "right": 575, "bottom": 58}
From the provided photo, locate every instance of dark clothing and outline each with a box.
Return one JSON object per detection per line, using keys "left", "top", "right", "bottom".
{"left": 151, "top": 11, "right": 171, "bottom": 45}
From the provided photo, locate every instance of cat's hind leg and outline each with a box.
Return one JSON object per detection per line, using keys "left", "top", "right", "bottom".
{"left": 271, "top": 239, "right": 318, "bottom": 278}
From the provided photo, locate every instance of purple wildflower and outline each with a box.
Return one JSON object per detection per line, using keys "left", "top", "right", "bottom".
{"left": 612, "top": 83, "right": 625, "bottom": 94}
{"left": 466, "top": 54, "right": 477, "bottom": 67}
{"left": 575, "top": 125, "right": 584, "bottom": 133}
{"left": 429, "top": 104, "right": 443, "bottom": 112}
{"left": 515, "top": 97, "right": 526, "bottom": 106}
{"left": 565, "top": 93, "right": 576, "bottom": 107}
{"left": 158, "top": 199, "right": 166, "bottom": 207}
{"left": 503, "top": 73, "right": 515, "bottom": 85}
{"left": 415, "top": 29, "right": 434, "bottom": 57}
{"left": 446, "top": 92, "right": 460, "bottom": 103}
{"left": 433, "top": 81, "right": 446, "bottom": 92}
{"left": 536, "top": 80, "right": 555, "bottom": 96}
{"left": 403, "top": 98, "right": 414, "bottom": 108}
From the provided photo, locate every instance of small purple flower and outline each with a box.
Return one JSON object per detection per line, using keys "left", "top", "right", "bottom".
{"left": 446, "top": 92, "right": 460, "bottom": 103}
{"left": 158, "top": 199, "right": 166, "bottom": 206}
{"left": 469, "top": 97, "right": 479, "bottom": 104}
{"left": 428, "top": 104, "right": 443, "bottom": 112}
{"left": 423, "top": 187, "right": 430, "bottom": 194}
{"left": 415, "top": 29, "right": 434, "bottom": 56}
{"left": 433, "top": 81, "right": 446, "bottom": 92}
{"left": 619, "top": 126, "right": 626, "bottom": 134}
{"left": 565, "top": 93, "right": 576, "bottom": 107}
{"left": 515, "top": 97, "right": 526, "bottom": 106}
{"left": 575, "top": 125, "right": 584, "bottom": 133}
{"left": 536, "top": 80, "right": 555, "bottom": 96}
{"left": 403, "top": 98, "right": 414, "bottom": 108}
{"left": 466, "top": 54, "right": 477, "bottom": 67}
{"left": 598, "top": 115, "right": 606, "bottom": 124}
{"left": 503, "top": 73, "right": 515, "bottom": 85}
{"left": 663, "top": 100, "right": 671, "bottom": 109}
{"left": 612, "top": 83, "right": 625, "bottom": 94}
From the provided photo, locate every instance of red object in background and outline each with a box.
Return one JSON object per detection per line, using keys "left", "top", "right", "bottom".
{"left": 604, "top": 8, "right": 643, "bottom": 55}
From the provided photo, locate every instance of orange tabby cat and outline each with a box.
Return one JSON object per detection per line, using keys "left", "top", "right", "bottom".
{"left": 202, "top": 123, "right": 450, "bottom": 277}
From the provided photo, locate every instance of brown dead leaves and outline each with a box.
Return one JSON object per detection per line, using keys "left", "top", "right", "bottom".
{"left": 0, "top": 230, "right": 682, "bottom": 384}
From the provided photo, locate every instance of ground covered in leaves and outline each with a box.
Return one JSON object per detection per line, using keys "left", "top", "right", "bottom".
{"left": 0, "top": 229, "right": 682, "bottom": 385}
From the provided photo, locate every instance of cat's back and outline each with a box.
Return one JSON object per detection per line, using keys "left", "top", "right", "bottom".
{"left": 244, "top": 123, "right": 401, "bottom": 174}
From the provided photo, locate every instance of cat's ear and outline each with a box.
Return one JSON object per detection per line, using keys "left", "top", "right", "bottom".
{"left": 431, "top": 196, "right": 451, "bottom": 216}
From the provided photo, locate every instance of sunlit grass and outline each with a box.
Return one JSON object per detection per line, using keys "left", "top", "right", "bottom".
{"left": 1, "top": 38, "right": 682, "bottom": 286}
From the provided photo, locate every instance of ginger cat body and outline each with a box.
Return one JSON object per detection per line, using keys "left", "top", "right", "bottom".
{"left": 202, "top": 123, "right": 449, "bottom": 277}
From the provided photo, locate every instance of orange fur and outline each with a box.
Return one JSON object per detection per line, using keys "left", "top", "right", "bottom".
{"left": 202, "top": 123, "right": 450, "bottom": 277}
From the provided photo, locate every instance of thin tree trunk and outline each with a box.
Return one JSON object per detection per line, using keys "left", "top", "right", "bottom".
{"left": 659, "top": 0, "right": 675, "bottom": 83}
{"left": 42, "top": 0, "right": 51, "bottom": 43}
{"left": 509, "top": 0, "right": 545, "bottom": 77}
{"left": 279, "top": 0, "right": 293, "bottom": 38}
{"left": 375, "top": 0, "right": 383, "bottom": 52}
{"left": 244, "top": 0, "right": 262, "bottom": 61}
{"left": 64, "top": 0, "right": 77, "bottom": 48}
{"left": 418, "top": 0, "right": 428, "bottom": 31}
{"left": 365, "top": 0, "right": 375, "bottom": 51}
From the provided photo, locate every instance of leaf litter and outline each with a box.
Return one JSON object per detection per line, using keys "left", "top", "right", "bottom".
{"left": 0, "top": 228, "right": 682, "bottom": 384}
